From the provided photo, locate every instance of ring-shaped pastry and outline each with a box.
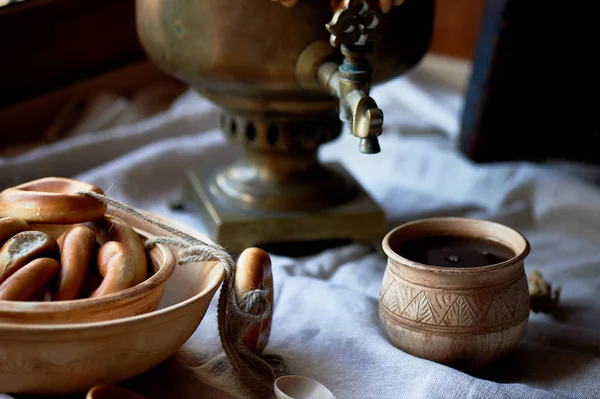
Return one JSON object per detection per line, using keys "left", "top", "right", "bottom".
{"left": 234, "top": 247, "right": 274, "bottom": 356}
{"left": 0, "top": 177, "right": 106, "bottom": 224}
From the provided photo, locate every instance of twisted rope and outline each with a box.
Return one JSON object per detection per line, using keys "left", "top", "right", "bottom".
{"left": 77, "top": 191, "right": 289, "bottom": 398}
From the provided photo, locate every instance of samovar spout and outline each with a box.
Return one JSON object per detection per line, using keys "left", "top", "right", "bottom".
{"left": 318, "top": 61, "right": 383, "bottom": 154}
{"left": 316, "top": 0, "right": 386, "bottom": 154}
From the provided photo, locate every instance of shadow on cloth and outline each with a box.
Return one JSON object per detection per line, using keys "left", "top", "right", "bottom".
{"left": 473, "top": 342, "right": 596, "bottom": 389}
{"left": 548, "top": 302, "right": 600, "bottom": 331}
{"left": 473, "top": 319, "right": 600, "bottom": 387}
{"left": 120, "top": 351, "right": 242, "bottom": 399}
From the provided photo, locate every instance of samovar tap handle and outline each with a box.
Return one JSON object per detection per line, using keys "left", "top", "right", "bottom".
{"left": 324, "top": 0, "right": 384, "bottom": 154}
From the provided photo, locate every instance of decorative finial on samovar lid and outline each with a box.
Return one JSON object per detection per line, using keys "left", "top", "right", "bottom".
{"left": 271, "top": 0, "right": 404, "bottom": 13}
{"left": 326, "top": 0, "right": 383, "bottom": 48}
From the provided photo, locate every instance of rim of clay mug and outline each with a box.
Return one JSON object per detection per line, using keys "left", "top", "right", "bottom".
{"left": 382, "top": 217, "right": 530, "bottom": 274}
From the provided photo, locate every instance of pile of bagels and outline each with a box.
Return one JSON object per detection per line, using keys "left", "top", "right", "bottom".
{"left": 0, "top": 177, "right": 148, "bottom": 302}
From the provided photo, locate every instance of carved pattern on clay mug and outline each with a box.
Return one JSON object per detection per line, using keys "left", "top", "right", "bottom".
{"left": 380, "top": 274, "right": 530, "bottom": 328}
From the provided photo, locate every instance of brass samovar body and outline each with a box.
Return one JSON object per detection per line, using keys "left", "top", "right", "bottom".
{"left": 136, "top": 0, "right": 434, "bottom": 252}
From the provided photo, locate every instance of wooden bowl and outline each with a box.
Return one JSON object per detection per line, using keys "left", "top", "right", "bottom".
{"left": 0, "top": 212, "right": 225, "bottom": 395}
{"left": 379, "top": 217, "right": 531, "bottom": 370}
{"left": 0, "top": 223, "right": 177, "bottom": 324}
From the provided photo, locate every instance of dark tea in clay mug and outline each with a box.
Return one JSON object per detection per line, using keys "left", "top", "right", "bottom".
{"left": 379, "top": 217, "right": 530, "bottom": 370}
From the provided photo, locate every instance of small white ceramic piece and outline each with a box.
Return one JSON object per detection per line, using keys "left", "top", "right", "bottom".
{"left": 274, "top": 375, "right": 336, "bottom": 399}
{"left": 86, "top": 384, "right": 146, "bottom": 399}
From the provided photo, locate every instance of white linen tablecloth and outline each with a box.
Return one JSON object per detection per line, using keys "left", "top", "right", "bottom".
{"left": 2, "top": 55, "right": 600, "bottom": 399}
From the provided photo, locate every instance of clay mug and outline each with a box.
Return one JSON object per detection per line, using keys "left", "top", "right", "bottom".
{"left": 379, "top": 217, "right": 531, "bottom": 370}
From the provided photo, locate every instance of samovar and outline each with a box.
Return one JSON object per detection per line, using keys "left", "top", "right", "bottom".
{"left": 135, "top": 0, "right": 434, "bottom": 252}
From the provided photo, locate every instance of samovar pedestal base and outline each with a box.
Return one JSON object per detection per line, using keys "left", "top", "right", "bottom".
{"left": 178, "top": 162, "right": 387, "bottom": 255}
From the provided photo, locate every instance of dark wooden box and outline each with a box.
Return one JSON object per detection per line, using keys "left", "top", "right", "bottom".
{"left": 459, "top": 0, "right": 598, "bottom": 164}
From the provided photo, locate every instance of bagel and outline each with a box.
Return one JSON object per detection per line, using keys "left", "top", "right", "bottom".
{"left": 0, "top": 231, "right": 59, "bottom": 284}
{"left": 0, "top": 258, "right": 60, "bottom": 301}
{"left": 87, "top": 216, "right": 147, "bottom": 285}
{"left": 0, "top": 217, "right": 30, "bottom": 246}
{"left": 55, "top": 225, "right": 96, "bottom": 301}
{"left": 90, "top": 241, "right": 135, "bottom": 298}
{"left": 234, "top": 247, "right": 274, "bottom": 356}
{"left": 31, "top": 284, "right": 53, "bottom": 302}
{"left": 29, "top": 223, "right": 73, "bottom": 242}
{"left": 79, "top": 261, "right": 103, "bottom": 299}
{"left": 0, "top": 177, "right": 107, "bottom": 224}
